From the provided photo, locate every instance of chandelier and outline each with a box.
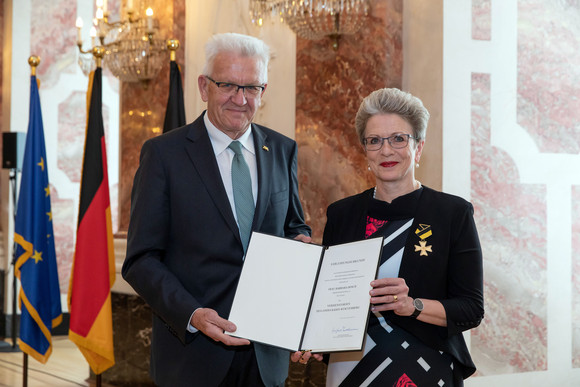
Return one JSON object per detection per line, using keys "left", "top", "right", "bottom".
{"left": 75, "top": 0, "right": 166, "bottom": 84}
{"left": 249, "top": 0, "right": 369, "bottom": 49}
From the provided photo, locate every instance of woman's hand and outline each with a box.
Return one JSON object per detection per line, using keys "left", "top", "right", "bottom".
{"left": 290, "top": 350, "right": 324, "bottom": 364}
{"left": 370, "top": 277, "right": 448, "bottom": 326}
{"left": 369, "top": 277, "right": 414, "bottom": 316}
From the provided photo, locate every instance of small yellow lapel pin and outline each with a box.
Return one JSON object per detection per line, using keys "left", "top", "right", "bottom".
{"left": 262, "top": 145, "right": 269, "bottom": 151}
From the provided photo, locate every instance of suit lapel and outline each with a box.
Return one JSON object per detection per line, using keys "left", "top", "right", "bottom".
{"left": 252, "top": 125, "right": 271, "bottom": 231}
{"left": 183, "top": 116, "right": 240, "bottom": 242}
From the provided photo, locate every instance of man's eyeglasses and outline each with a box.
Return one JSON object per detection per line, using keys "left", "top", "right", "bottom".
{"left": 362, "top": 134, "right": 418, "bottom": 151}
{"left": 205, "top": 76, "right": 265, "bottom": 97}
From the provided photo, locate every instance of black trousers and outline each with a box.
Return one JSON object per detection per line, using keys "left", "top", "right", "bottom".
{"left": 218, "top": 344, "right": 266, "bottom": 387}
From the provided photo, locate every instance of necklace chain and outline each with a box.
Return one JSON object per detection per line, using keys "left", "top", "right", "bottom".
{"left": 373, "top": 180, "right": 421, "bottom": 200}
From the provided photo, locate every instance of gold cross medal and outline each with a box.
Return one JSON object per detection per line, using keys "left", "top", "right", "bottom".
{"left": 414, "top": 224, "right": 433, "bottom": 256}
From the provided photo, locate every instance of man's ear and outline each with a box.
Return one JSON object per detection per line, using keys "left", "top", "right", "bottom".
{"left": 198, "top": 75, "right": 209, "bottom": 102}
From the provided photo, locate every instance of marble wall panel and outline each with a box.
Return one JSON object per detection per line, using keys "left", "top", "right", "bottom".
{"left": 50, "top": 185, "right": 76, "bottom": 292}
{"left": 107, "top": 292, "right": 155, "bottom": 385}
{"left": 53, "top": 89, "right": 83, "bottom": 294}
{"left": 469, "top": 72, "right": 548, "bottom": 375}
{"left": 472, "top": 0, "right": 491, "bottom": 40}
{"left": 8, "top": 0, "right": 121, "bottom": 293}
{"left": 58, "top": 91, "right": 111, "bottom": 184}
{"left": 30, "top": 0, "right": 77, "bottom": 88}
{"left": 296, "top": 0, "right": 403, "bottom": 242}
{"left": 516, "top": 0, "right": 580, "bottom": 154}
{"left": 574, "top": 185, "right": 580, "bottom": 368}
{"left": 53, "top": 81, "right": 117, "bottom": 293}
{"left": 444, "top": 1, "right": 580, "bottom": 383}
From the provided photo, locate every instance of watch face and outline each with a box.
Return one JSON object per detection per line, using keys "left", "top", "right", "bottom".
{"left": 414, "top": 298, "right": 424, "bottom": 311}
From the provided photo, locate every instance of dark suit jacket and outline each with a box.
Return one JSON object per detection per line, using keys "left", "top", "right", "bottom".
{"left": 122, "top": 112, "right": 311, "bottom": 387}
{"left": 323, "top": 186, "right": 484, "bottom": 379}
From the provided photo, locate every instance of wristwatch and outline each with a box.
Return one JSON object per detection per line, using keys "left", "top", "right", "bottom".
{"left": 410, "top": 298, "right": 424, "bottom": 318}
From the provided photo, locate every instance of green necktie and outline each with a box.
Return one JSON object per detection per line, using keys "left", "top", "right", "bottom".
{"left": 228, "top": 141, "right": 255, "bottom": 253}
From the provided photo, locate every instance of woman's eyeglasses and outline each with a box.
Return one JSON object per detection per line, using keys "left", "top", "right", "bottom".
{"left": 362, "top": 134, "right": 418, "bottom": 151}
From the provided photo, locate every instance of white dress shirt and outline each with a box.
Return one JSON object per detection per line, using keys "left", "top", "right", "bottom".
{"left": 204, "top": 113, "right": 258, "bottom": 217}
{"left": 188, "top": 114, "right": 258, "bottom": 333}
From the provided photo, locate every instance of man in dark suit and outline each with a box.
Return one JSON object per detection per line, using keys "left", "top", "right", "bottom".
{"left": 122, "top": 32, "right": 311, "bottom": 387}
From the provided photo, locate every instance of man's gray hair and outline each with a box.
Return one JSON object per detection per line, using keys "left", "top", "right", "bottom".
{"left": 355, "top": 88, "right": 430, "bottom": 145}
{"left": 202, "top": 33, "right": 270, "bottom": 83}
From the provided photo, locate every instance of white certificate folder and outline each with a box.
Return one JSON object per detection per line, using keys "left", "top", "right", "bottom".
{"left": 226, "top": 232, "right": 383, "bottom": 353}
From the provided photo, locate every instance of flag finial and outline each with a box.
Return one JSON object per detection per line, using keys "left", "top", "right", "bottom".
{"left": 92, "top": 46, "right": 106, "bottom": 68}
{"left": 28, "top": 56, "right": 40, "bottom": 76}
{"left": 167, "top": 39, "right": 180, "bottom": 62}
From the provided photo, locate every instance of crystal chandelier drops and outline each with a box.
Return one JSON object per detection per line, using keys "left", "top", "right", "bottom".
{"left": 249, "top": 0, "right": 369, "bottom": 48}
{"left": 76, "top": 1, "right": 166, "bottom": 84}
{"left": 104, "top": 18, "right": 167, "bottom": 83}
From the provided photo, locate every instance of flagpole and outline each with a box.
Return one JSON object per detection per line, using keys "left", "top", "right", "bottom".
{"left": 0, "top": 58, "right": 36, "bottom": 356}
{"left": 23, "top": 352, "right": 28, "bottom": 387}
{"left": 20, "top": 54, "right": 41, "bottom": 387}
{"left": 94, "top": 45, "right": 105, "bottom": 387}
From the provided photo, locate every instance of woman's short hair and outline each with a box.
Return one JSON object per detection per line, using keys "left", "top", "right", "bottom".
{"left": 355, "top": 88, "right": 430, "bottom": 145}
{"left": 202, "top": 33, "right": 270, "bottom": 84}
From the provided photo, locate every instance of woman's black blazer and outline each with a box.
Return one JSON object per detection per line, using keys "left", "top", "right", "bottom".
{"left": 323, "top": 186, "right": 484, "bottom": 379}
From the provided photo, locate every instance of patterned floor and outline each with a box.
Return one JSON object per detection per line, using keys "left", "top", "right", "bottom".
{"left": 0, "top": 337, "right": 90, "bottom": 387}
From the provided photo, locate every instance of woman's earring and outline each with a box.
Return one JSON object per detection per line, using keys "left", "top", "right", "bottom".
{"left": 416, "top": 162, "right": 420, "bottom": 168}
{"left": 368, "top": 165, "right": 371, "bottom": 171}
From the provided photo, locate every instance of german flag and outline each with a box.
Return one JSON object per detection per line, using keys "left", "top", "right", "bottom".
{"left": 68, "top": 67, "right": 115, "bottom": 374}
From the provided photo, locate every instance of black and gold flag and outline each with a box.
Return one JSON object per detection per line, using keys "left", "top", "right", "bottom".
{"left": 163, "top": 61, "right": 186, "bottom": 133}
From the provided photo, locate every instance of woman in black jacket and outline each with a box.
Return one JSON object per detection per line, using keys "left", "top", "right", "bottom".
{"left": 294, "top": 88, "right": 484, "bottom": 386}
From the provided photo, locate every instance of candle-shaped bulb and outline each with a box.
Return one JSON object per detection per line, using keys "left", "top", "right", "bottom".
{"left": 146, "top": 8, "right": 154, "bottom": 33}
{"left": 96, "top": 8, "right": 104, "bottom": 20}
{"left": 96, "top": 0, "right": 103, "bottom": 7}
{"left": 90, "top": 26, "right": 97, "bottom": 46}
{"left": 127, "top": 0, "right": 133, "bottom": 11}
{"left": 76, "top": 17, "right": 83, "bottom": 45}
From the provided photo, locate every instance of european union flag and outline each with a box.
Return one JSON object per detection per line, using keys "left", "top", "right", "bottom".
{"left": 14, "top": 74, "right": 62, "bottom": 363}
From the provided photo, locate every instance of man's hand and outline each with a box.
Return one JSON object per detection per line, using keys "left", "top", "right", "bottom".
{"left": 191, "top": 308, "right": 250, "bottom": 346}
{"left": 294, "top": 234, "right": 312, "bottom": 243}
{"left": 290, "top": 350, "right": 323, "bottom": 364}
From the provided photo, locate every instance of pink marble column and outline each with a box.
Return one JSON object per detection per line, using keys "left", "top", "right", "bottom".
{"left": 118, "top": 0, "right": 185, "bottom": 233}
{"left": 296, "top": 0, "right": 403, "bottom": 243}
